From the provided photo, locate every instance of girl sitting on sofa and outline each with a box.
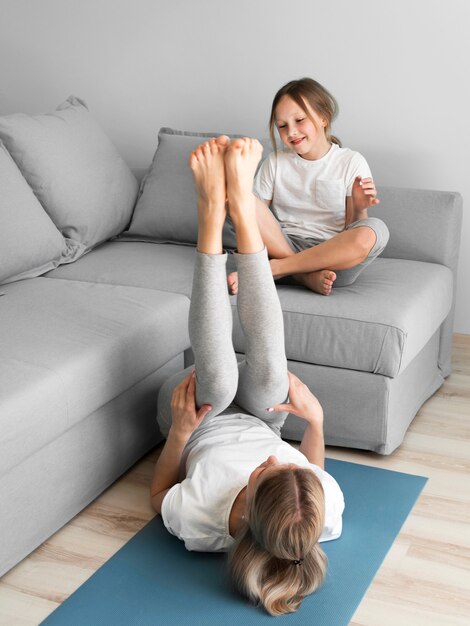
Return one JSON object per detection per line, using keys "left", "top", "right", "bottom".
{"left": 227, "top": 77, "right": 389, "bottom": 296}
{"left": 150, "top": 135, "right": 344, "bottom": 616}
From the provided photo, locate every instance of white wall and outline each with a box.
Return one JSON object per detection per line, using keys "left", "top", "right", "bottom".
{"left": 1, "top": 0, "right": 469, "bottom": 332}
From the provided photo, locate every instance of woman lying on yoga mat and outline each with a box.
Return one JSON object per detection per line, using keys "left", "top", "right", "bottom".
{"left": 150, "top": 136, "right": 344, "bottom": 616}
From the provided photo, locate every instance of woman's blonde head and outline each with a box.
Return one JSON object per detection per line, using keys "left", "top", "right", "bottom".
{"left": 269, "top": 77, "right": 341, "bottom": 151}
{"left": 228, "top": 466, "right": 327, "bottom": 616}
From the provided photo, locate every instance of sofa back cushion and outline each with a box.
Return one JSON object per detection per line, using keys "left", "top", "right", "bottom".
{"left": 0, "top": 142, "right": 66, "bottom": 285}
{"left": 0, "top": 97, "right": 139, "bottom": 257}
{"left": 124, "top": 128, "right": 273, "bottom": 248}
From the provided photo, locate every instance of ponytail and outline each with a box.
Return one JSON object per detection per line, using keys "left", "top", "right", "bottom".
{"left": 228, "top": 467, "right": 327, "bottom": 615}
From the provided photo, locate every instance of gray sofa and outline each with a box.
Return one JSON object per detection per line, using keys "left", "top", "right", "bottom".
{"left": 0, "top": 100, "right": 462, "bottom": 577}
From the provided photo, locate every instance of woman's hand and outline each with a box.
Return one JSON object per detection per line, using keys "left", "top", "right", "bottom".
{"left": 269, "top": 372, "right": 325, "bottom": 466}
{"left": 151, "top": 371, "right": 211, "bottom": 513}
{"left": 170, "top": 370, "right": 212, "bottom": 439}
{"left": 268, "top": 372, "right": 323, "bottom": 426}
{"left": 352, "top": 176, "right": 380, "bottom": 211}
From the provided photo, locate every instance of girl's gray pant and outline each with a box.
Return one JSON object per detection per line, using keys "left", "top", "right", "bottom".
{"left": 286, "top": 217, "right": 390, "bottom": 287}
{"left": 157, "top": 247, "right": 289, "bottom": 438}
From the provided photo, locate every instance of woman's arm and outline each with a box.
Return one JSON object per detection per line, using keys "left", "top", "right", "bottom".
{"left": 150, "top": 371, "right": 212, "bottom": 514}
{"left": 299, "top": 421, "right": 325, "bottom": 469}
{"left": 269, "top": 372, "right": 325, "bottom": 468}
{"left": 150, "top": 427, "right": 191, "bottom": 513}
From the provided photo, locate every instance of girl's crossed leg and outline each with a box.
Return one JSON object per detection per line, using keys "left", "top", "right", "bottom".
{"left": 228, "top": 196, "right": 383, "bottom": 296}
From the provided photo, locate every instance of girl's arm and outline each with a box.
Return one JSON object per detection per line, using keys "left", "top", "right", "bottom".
{"left": 346, "top": 176, "right": 380, "bottom": 226}
{"left": 150, "top": 371, "right": 212, "bottom": 513}
{"left": 269, "top": 372, "right": 325, "bottom": 469}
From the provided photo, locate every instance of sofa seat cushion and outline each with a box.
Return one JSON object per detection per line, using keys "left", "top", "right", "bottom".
{"left": 44, "top": 242, "right": 453, "bottom": 378}
{"left": 233, "top": 257, "right": 453, "bottom": 378}
{"left": 45, "top": 241, "right": 197, "bottom": 298}
{"left": 0, "top": 278, "right": 190, "bottom": 475}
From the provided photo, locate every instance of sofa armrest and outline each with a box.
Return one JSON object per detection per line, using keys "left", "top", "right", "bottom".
{"left": 371, "top": 186, "right": 463, "bottom": 272}
{"left": 371, "top": 186, "right": 463, "bottom": 378}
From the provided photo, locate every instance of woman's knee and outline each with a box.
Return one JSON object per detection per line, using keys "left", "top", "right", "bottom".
{"left": 157, "top": 366, "right": 237, "bottom": 434}
{"left": 156, "top": 372, "right": 183, "bottom": 438}
{"left": 196, "top": 374, "right": 238, "bottom": 413}
{"left": 236, "top": 364, "right": 288, "bottom": 413}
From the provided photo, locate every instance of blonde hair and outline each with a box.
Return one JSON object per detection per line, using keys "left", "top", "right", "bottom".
{"left": 228, "top": 466, "right": 327, "bottom": 616}
{"left": 269, "top": 77, "right": 341, "bottom": 151}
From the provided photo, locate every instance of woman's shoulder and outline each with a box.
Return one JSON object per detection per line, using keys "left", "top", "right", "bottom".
{"left": 308, "top": 463, "right": 345, "bottom": 542}
{"left": 161, "top": 473, "right": 240, "bottom": 552}
{"left": 309, "top": 463, "right": 344, "bottom": 505}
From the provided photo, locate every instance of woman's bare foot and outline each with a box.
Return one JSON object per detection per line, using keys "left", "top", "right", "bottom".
{"left": 294, "top": 270, "right": 337, "bottom": 295}
{"left": 223, "top": 138, "right": 264, "bottom": 287}
{"left": 224, "top": 137, "right": 265, "bottom": 259}
{"left": 189, "top": 135, "right": 230, "bottom": 223}
{"left": 189, "top": 136, "right": 230, "bottom": 254}
{"left": 225, "top": 138, "right": 263, "bottom": 219}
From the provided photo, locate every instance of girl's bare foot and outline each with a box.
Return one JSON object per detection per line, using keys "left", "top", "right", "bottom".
{"left": 227, "top": 271, "right": 238, "bottom": 295}
{"left": 294, "top": 270, "right": 337, "bottom": 295}
{"left": 230, "top": 268, "right": 336, "bottom": 296}
{"left": 189, "top": 135, "right": 230, "bottom": 224}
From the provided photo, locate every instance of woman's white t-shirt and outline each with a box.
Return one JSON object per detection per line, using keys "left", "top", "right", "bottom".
{"left": 253, "top": 144, "right": 372, "bottom": 240}
{"left": 161, "top": 413, "right": 344, "bottom": 552}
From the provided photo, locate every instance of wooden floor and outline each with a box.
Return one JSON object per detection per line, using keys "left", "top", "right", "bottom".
{"left": 1, "top": 335, "right": 469, "bottom": 626}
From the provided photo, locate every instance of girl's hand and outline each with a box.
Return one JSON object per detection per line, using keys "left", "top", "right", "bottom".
{"left": 170, "top": 371, "right": 212, "bottom": 438}
{"left": 268, "top": 372, "right": 323, "bottom": 427}
{"left": 352, "top": 176, "right": 380, "bottom": 211}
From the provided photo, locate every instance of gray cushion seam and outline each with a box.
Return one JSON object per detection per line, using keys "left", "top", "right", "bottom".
{"left": 373, "top": 326, "right": 406, "bottom": 376}
{"left": 231, "top": 300, "right": 407, "bottom": 332}
{"left": 42, "top": 275, "right": 192, "bottom": 302}
{"left": 280, "top": 308, "right": 407, "bottom": 333}
{"left": 1, "top": 356, "right": 70, "bottom": 475}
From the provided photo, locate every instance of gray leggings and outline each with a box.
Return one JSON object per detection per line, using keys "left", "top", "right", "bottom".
{"left": 157, "top": 248, "right": 289, "bottom": 438}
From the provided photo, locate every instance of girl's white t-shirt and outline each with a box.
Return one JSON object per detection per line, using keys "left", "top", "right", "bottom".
{"left": 253, "top": 144, "right": 372, "bottom": 240}
{"left": 161, "top": 413, "right": 345, "bottom": 552}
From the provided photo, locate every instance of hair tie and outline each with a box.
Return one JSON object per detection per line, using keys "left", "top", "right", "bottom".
{"left": 292, "top": 558, "right": 303, "bottom": 566}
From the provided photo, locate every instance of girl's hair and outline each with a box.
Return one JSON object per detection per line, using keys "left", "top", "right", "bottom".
{"left": 269, "top": 77, "right": 341, "bottom": 151}
{"left": 228, "top": 466, "right": 327, "bottom": 616}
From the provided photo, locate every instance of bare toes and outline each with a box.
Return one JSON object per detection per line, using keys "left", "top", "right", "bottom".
{"left": 189, "top": 151, "right": 198, "bottom": 170}
{"left": 227, "top": 272, "right": 238, "bottom": 295}
{"left": 209, "top": 138, "right": 218, "bottom": 154}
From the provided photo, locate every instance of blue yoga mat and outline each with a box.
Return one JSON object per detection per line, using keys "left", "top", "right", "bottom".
{"left": 42, "top": 459, "right": 427, "bottom": 625}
